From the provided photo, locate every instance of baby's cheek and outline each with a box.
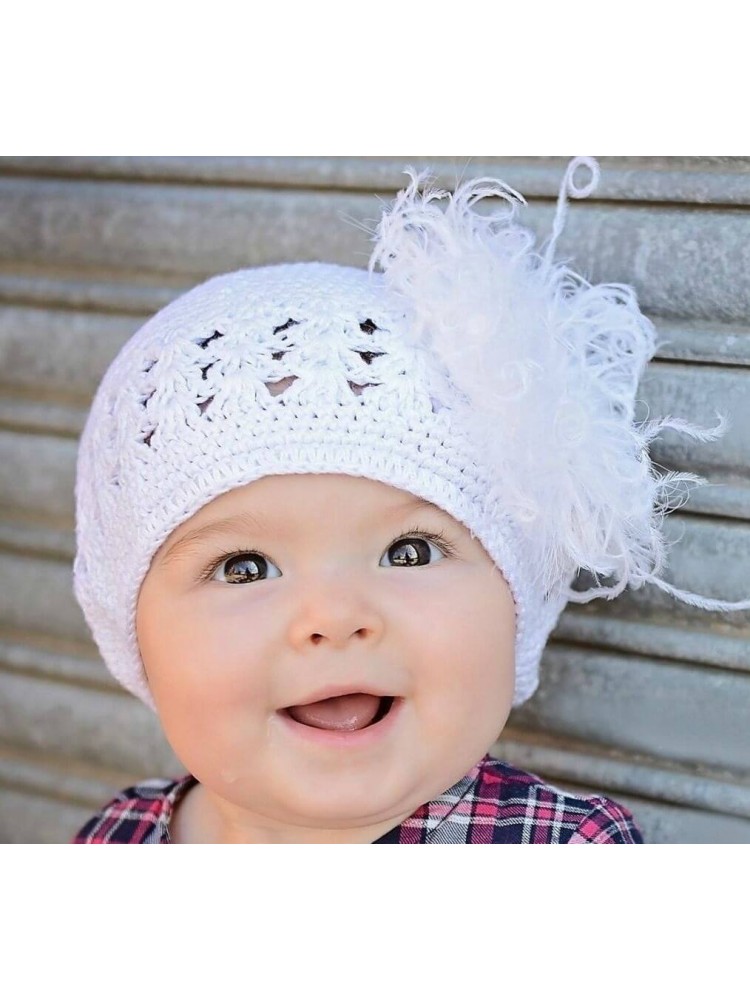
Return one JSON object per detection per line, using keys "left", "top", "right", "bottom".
{"left": 168, "top": 653, "right": 267, "bottom": 717}
{"left": 442, "top": 645, "right": 514, "bottom": 740}
{"left": 170, "top": 598, "right": 268, "bottom": 686}
{"left": 152, "top": 664, "right": 266, "bottom": 784}
{"left": 414, "top": 669, "right": 480, "bottom": 746}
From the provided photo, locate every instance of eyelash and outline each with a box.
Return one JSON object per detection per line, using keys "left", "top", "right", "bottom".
{"left": 198, "top": 526, "right": 458, "bottom": 583}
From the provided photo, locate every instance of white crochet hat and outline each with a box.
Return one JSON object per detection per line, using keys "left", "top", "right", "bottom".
{"left": 73, "top": 157, "right": 750, "bottom": 711}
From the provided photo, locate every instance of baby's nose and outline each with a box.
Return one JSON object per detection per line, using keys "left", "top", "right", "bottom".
{"left": 285, "top": 569, "right": 387, "bottom": 650}
{"left": 309, "top": 625, "right": 370, "bottom": 646}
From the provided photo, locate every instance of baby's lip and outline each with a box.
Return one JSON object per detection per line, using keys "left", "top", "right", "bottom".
{"left": 280, "top": 684, "right": 396, "bottom": 710}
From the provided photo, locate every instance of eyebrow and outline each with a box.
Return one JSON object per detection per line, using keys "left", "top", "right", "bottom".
{"left": 157, "top": 495, "right": 445, "bottom": 568}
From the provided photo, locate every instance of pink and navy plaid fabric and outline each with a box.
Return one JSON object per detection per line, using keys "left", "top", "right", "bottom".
{"left": 73, "top": 754, "right": 643, "bottom": 844}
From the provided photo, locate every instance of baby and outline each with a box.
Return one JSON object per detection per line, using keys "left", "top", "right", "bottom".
{"left": 71, "top": 157, "right": 750, "bottom": 843}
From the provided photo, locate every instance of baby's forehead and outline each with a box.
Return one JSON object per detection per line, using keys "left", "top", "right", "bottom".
{"left": 152, "top": 473, "right": 471, "bottom": 570}
{"left": 194, "top": 473, "right": 452, "bottom": 525}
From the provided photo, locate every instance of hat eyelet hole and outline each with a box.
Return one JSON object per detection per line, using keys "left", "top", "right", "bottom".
{"left": 273, "top": 318, "right": 299, "bottom": 335}
{"left": 356, "top": 350, "right": 384, "bottom": 366}
{"left": 197, "top": 330, "right": 224, "bottom": 350}
{"left": 348, "top": 381, "right": 380, "bottom": 397}
{"left": 265, "top": 375, "right": 298, "bottom": 398}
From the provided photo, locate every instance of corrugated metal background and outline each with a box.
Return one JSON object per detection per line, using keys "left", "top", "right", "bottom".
{"left": 1, "top": 156, "right": 748, "bottom": 843}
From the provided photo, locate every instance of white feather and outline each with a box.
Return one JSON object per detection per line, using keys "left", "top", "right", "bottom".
{"left": 369, "top": 161, "right": 750, "bottom": 612}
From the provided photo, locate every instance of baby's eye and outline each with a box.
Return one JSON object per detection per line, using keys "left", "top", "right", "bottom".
{"left": 206, "top": 531, "right": 453, "bottom": 584}
{"left": 210, "top": 551, "right": 281, "bottom": 584}
{"left": 380, "top": 535, "right": 447, "bottom": 568}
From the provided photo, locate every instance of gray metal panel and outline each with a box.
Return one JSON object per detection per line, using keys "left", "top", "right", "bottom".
{"left": 1, "top": 156, "right": 749, "bottom": 842}
{"left": 0, "top": 552, "right": 84, "bottom": 641}
{"left": 597, "top": 798, "right": 750, "bottom": 845}
{"left": 2, "top": 174, "right": 750, "bottom": 321}
{"left": 0, "top": 668, "right": 180, "bottom": 776}
{"left": 0, "top": 786, "right": 96, "bottom": 844}
{"left": 0, "top": 431, "right": 76, "bottom": 519}
{"left": 3, "top": 155, "right": 750, "bottom": 203}
{"left": 512, "top": 646, "right": 750, "bottom": 779}
{"left": 0, "top": 303, "right": 137, "bottom": 397}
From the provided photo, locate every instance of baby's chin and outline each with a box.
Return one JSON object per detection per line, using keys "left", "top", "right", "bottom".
{"left": 207, "top": 761, "right": 433, "bottom": 838}
{"left": 268, "top": 772, "right": 422, "bottom": 829}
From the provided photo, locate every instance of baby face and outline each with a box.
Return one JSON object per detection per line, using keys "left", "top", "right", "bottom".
{"left": 136, "top": 473, "right": 516, "bottom": 842}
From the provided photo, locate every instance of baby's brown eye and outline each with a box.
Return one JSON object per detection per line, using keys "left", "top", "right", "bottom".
{"left": 212, "top": 552, "right": 280, "bottom": 584}
{"left": 382, "top": 537, "right": 445, "bottom": 568}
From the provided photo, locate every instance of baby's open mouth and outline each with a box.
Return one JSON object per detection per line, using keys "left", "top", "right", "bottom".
{"left": 282, "top": 693, "right": 397, "bottom": 732}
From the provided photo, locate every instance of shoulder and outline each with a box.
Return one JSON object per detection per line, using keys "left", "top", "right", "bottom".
{"left": 72, "top": 775, "right": 194, "bottom": 844}
{"left": 470, "top": 756, "right": 644, "bottom": 844}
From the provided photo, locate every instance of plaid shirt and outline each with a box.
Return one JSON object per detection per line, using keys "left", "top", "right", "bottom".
{"left": 73, "top": 754, "right": 643, "bottom": 844}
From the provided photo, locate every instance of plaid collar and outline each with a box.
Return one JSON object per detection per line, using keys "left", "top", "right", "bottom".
{"left": 74, "top": 754, "right": 643, "bottom": 844}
